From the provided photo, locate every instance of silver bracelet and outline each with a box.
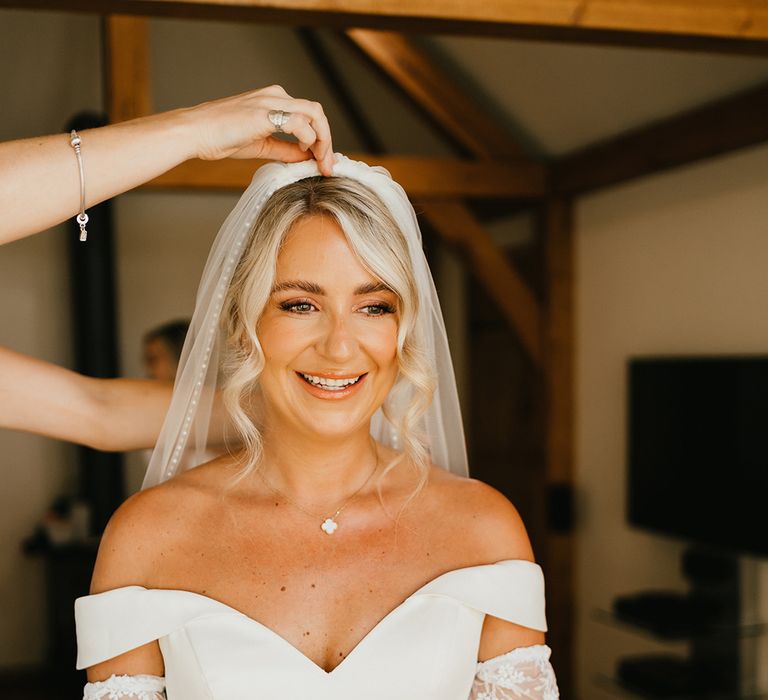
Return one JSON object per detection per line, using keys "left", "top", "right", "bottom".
{"left": 69, "top": 129, "right": 89, "bottom": 242}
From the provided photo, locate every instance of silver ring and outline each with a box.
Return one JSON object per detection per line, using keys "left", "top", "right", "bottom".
{"left": 268, "top": 110, "right": 291, "bottom": 133}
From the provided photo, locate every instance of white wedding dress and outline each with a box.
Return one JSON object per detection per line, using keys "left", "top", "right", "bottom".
{"left": 75, "top": 559, "right": 559, "bottom": 699}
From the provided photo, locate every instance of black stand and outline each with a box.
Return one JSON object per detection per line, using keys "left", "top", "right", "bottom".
{"left": 613, "top": 546, "right": 744, "bottom": 698}
{"left": 684, "top": 548, "right": 741, "bottom": 693}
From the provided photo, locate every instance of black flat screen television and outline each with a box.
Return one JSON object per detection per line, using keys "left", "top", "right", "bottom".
{"left": 627, "top": 356, "right": 768, "bottom": 558}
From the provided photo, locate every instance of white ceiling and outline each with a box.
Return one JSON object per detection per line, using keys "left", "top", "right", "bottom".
{"left": 425, "top": 34, "right": 768, "bottom": 156}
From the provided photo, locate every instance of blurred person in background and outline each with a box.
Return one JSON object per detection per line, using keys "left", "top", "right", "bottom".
{"left": 143, "top": 319, "right": 190, "bottom": 382}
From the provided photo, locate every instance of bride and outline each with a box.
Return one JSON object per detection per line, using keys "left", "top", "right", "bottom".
{"left": 0, "top": 89, "right": 558, "bottom": 700}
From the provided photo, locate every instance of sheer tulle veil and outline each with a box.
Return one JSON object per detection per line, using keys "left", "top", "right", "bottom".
{"left": 143, "top": 154, "right": 468, "bottom": 488}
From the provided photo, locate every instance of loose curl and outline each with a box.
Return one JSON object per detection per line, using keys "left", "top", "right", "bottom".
{"left": 221, "top": 176, "right": 437, "bottom": 504}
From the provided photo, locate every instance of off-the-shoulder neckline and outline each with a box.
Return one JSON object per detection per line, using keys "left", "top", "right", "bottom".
{"left": 81, "top": 558, "right": 542, "bottom": 676}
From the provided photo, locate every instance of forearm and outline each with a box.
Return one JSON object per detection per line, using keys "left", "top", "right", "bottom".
{"left": 0, "top": 86, "right": 335, "bottom": 246}
{"left": 0, "top": 109, "right": 195, "bottom": 245}
{"left": 0, "top": 346, "right": 171, "bottom": 451}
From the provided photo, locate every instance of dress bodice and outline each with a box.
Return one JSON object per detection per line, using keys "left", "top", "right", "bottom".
{"left": 75, "top": 559, "right": 547, "bottom": 700}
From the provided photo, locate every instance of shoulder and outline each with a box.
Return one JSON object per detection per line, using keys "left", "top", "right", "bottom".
{"left": 89, "top": 481, "right": 185, "bottom": 594}
{"left": 425, "top": 467, "right": 536, "bottom": 564}
{"left": 89, "top": 457, "right": 230, "bottom": 594}
{"left": 422, "top": 468, "right": 547, "bottom": 658}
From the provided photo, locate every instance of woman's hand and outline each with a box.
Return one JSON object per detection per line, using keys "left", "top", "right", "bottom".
{"left": 185, "top": 85, "right": 335, "bottom": 174}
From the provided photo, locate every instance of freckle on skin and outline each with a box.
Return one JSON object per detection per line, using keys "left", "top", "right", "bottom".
{"left": 280, "top": 586, "right": 286, "bottom": 591}
{"left": 311, "top": 583, "right": 316, "bottom": 588}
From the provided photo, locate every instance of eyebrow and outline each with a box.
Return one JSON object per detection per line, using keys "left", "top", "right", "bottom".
{"left": 271, "top": 280, "right": 394, "bottom": 296}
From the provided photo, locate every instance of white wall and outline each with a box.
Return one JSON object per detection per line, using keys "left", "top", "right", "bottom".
{"left": 575, "top": 144, "right": 768, "bottom": 698}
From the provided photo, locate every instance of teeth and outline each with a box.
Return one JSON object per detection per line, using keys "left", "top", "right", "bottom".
{"left": 300, "top": 372, "right": 363, "bottom": 389}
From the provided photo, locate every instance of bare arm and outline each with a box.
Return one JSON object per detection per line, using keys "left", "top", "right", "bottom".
{"left": 0, "top": 346, "right": 171, "bottom": 451}
{"left": 458, "top": 480, "right": 545, "bottom": 660}
{"left": 0, "top": 85, "right": 334, "bottom": 245}
{"left": 84, "top": 489, "right": 171, "bottom": 683}
{"left": 0, "top": 346, "right": 233, "bottom": 451}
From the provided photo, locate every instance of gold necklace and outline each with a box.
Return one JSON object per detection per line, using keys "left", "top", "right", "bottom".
{"left": 258, "top": 456, "right": 379, "bottom": 535}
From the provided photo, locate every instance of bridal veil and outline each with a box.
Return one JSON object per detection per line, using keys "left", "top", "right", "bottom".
{"left": 143, "top": 154, "right": 468, "bottom": 487}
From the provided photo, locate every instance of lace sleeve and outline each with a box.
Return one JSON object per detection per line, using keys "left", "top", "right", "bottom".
{"left": 469, "top": 644, "right": 559, "bottom": 700}
{"left": 83, "top": 674, "right": 166, "bottom": 700}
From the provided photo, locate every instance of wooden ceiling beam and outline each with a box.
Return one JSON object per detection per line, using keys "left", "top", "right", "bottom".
{"left": 144, "top": 155, "right": 546, "bottom": 197}
{"left": 551, "top": 80, "right": 768, "bottom": 195}
{"left": 345, "top": 29, "right": 528, "bottom": 159}
{"left": 103, "top": 15, "right": 153, "bottom": 123}
{"left": 421, "top": 200, "right": 543, "bottom": 366}
{"left": 342, "top": 29, "right": 546, "bottom": 364}
{"left": 3, "top": 1, "right": 768, "bottom": 54}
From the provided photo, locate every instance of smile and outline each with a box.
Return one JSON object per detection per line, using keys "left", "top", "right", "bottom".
{"left": 295, "top": 371, "right": 368, "bottom": 397}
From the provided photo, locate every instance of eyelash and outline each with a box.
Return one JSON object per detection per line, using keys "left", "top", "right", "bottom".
{"left": 278, "top": 300, "right": 396, "bottom": 317}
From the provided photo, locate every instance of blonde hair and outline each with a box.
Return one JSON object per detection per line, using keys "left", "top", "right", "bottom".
{"left": 221, "top": 176, "right": 436, "bottom": 501}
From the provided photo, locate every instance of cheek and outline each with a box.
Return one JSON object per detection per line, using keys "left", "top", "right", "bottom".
{"left": 257, "top": 315, "right": 307, "bottom": 362}
{"left": 367, "top": 321, "right": 399, "bottom": 368}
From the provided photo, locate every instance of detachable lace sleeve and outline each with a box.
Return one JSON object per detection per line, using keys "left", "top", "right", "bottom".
{"left": 83, "top": 674, "right": 166, "bottom": 700}
{"left": 469, "top": 644, "right": 559, "bottom": 700}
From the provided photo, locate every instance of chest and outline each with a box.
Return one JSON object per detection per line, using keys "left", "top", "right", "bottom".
{"left": 150, "top": 504, "right": 469, "bottom": 672}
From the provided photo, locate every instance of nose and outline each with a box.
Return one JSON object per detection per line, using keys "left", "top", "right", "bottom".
{"left": 316, "top": 312, "right": 358, "bottom": 363}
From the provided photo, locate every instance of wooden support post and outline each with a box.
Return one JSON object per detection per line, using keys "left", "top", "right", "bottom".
{"left": 421, "top": 200, "right": 543, "bottom": 367}
{"left": 539, "top": 195, "right": 576, "bottom": 699}
{"left": 103, "top": 15, "right": 153, "bottom": 123}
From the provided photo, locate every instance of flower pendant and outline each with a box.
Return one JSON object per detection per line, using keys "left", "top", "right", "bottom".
{"left": 321, "top": 518, "right": 338, "bottom": 535}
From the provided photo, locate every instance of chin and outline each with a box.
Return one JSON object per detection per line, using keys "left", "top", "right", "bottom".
{"left": 299, "top": 415, "right": 371, "bottom": 441}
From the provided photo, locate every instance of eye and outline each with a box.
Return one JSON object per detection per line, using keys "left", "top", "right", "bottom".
{"left": 279, "top": 300, "right": 316, "bottom": 314}
{"left": 361, "top": 303, "right": 396, "bottom": 317}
